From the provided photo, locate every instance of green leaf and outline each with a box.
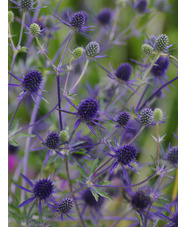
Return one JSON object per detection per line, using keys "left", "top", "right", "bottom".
{"left": 136, "top": 212, "right": 143, "bottom": 227}
{"left": 94, "top": 187, "right": 112, "bottom": 200}
{"left": 90, "top": 189, "right": 99, "bottom": 202}
{"left": 89, "top": 158, "right": 99, "bottom": 177}
{"left": 9, "top": 138, "right": 20, "bottom": 146}
{"left": 77, "top": 166, "right": 88, "bottom": 177}
{"left": 14, "top": 133, "right": 35, "bottom": 138}
{"left": 152, "top": 219, "right": 159, "bottom": 227}
{"left": 8, "top": 211, "right": 21, "bottom": 224}
{"left": 18, "top": 46, "right": 28, "bottom": 53}
{"left": 76, "top": 178, "right": 85, "bottom": 184}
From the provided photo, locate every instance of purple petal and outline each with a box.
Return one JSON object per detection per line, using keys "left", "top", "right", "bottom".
{"left": 20, "top": 174, "right": 33, "bottom": 187}
{"left": 102, "top": 150, "right": 114, "bottom": 157}
{"left": 14, "top": 183, "right": 32, "bottom": 193}
{"left": 110, "top": 162, "right": 118, "bottom": 173}
{"left": 53, "top": 14, "right": 70, "bottom": 27}
{"left": 31, "top": 146, "right": 46, "bottom": 151}
{"left": 61, "top": 214, "right": 64, "bottom": 222}
{"left": 44, "top": 150, "right": 50, "bottom": 165}
{"left": 8, "top": 84, "right": 21, "bottom": 87}
{"left": 55, "top": 150, "right": 65, "bottom": 158}
{"left": 57, "top": 109, "right": 76, "bottom": 115}
{"left": 74, "top": 119, "right": 81, "bottom": 131}
{"left": 66, "top": 214, "right": 75, "bottom": 221}
{"left": 105, "top": 141, "right": 116, "bottom": 153}
{"left": 18, "top": 197, "right": 35, "bottom": 208}
{"left": 63, "top": 95, "right": 78, "bottom": 110}
{"left": 92, "top": 121, "right": 106, "bottom": 130}
{"left": 87, "top": 123, "right": 98, "bottom": 138}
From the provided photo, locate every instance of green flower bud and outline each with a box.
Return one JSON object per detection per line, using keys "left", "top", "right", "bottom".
{"left": 30, "top": 23, "right": 41, "bottom": 37}
{"left": 142, "top": 44, "right": 153, "bottom": 55}
{"left": 8, "top": 11, "right": 14, "bottom": 23}
{"left": 60, "top": 130, "right": 69, "bottom": 143}
{"left": 72, "top": 47, "right": 84, "bottom": 59}
{"left": 153, "top": 108, "right": 163, "bottom": 122}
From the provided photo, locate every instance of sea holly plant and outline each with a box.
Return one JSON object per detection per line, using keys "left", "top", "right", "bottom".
{"left": 8, "top": 0, "right": 178, "bottom": 226}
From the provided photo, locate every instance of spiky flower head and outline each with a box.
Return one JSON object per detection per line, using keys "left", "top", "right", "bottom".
{"left": 57, "top": 198, "right": 73, "bottom": 214}
{"left": 30, "top": 23, "right": 41, "bottom": 37}
{"left": 97, "top": 8, "right": 112, "bottom": 25}
{"left": 33, "top": 178, "right": 54, "bottom": 200}
{"left": 151, "top": 57, "right": 169, "bottom": 77}
{"left": 153, "top": 108, "right": 163, "bottom": 122}
{"left": 85, "top": 41, "right": 100, "bottom": 58}
{"left": 60, "top": 130, "right": 69, "bottom": 143}
{"left": 20, "top": 0, "right": 33, "bottom": 11}
{"left": 8, "top": 11, "right": 14, "bottom": 23}
{"left": 70, "top": 11, "right": 86, "bottom": 29}
{"left": 115, "top": 63, "right": 132, "bottom": 82}
{"left": 135, "top": 0, "right": 148, "bottom": 13}
{"left": 72, "top": 47, "right": 84, "bottom": 59}
{"left": 155, "top": 34, "right": 169, "bottom": 52}
{"left": 142, "top": 44, "right": 153, "bottom": 55}
{"left": 167, "top": 146, "right": 178, "bottom": 165}
{"left": 115, "top": 145, "right": 137, "bottom": 165}
{"left": 82, "top": 189, "right": 104, "bottom": 207}
{"left": 116, "top": 112, "right": 130, "bottom": 127}
{"left": 77, "top": 98, "right": 99, "bottom": 122}
{"left": 131, "top": 190, "right": 151, "bottom": 210}
{"left": 46, "top": 132, "right": 60, "bottom": 149}
{"left": 169, "top": 211, "right": 178, "bottom": 227}
{"left": 22, "top": 70, "right": 43, "bottom": 93}
{"left": 45, "top": 15, "right": 55, "bottom": 29}
{"left": 140, "top": 108, "right": 153, "bottom": 125}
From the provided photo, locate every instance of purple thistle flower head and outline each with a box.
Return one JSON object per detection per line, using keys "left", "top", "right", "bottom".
{"left": 22, "top": 70, "right": 43, "bottom": 93}
{"left": 151, "top": 57, "right": 169, "bottom": 77}
{"left": 131, "top": 190, "right": 151, "bottom": 210}
{"left": 139, "top": 108, "right": 153, "bottom": 125}
{"left": 116, "top": 112, "right": 130, "bottom": 127}
{"left": 85, "top": 41, "right": 100, "bottom": 58}
{"left": 135, "top": 0, "right": 148, "bottom": 13}
{"left": 169, "top": 211, "right": 178, "bottom": 227}
{"left": 97, "top": 8, "right": 112, "bottom": 26}
{"left": 45, "top": 131, "right": 60, "bottom": 149}
{"left": 77, "top": 98, "right": 99, "bottom": 122}
{"left": 33, "top": 178, "right": 54, "bottom": 200}
{"left": 82, "top": 189, "right": 104, "bottom": 208}
{"left": 57, "top": 198, "right": 73, "bottom": 215}
{"left": 167, "top": 146, "right": 178, "bottom": 165}
{"left": 155, "top": 34, "right": 169, "bottom": 52}
{"left": 20, "top": 0, "right": 33, "bottom": 11}
{"left": 70, "top": 11, "right": 86, "bottom": 30}
{"left": 115, "top": 63, "right": 132, "bottom": 82}
{"left": 115, "top": 145, "right": 137, "bottom": 166}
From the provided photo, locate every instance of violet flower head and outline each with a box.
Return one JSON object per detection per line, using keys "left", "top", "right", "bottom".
{"left": 167, "top": 146, "right": 178, "bottom": 165}
{"left": 77, "top": 98, "right": 99, "bottom": 122}
{"left": 115, "top": 63, "right": 132, "bottom": 82}
{"left": 139, "top": 108, "right": 153, "bottom": 125}
{"left": 97, "top": 8, "right": 112, "bottom": 26}
{"left": 104, "top": 140, "right": 138, "bottom": 174}
{"left": 85, "top": 41, "right": 100, "bottom": 59}
{"left": 131, "top": 190, "right": 151, "bottom": 210}
{"left": 45, "top": 131, "right": 60, "bottom": 150}
{"left": 116, "top": 112, "right": 130, "bottom": 128}
{"left": 53, "top": 11, "right": 93, "bottom": 35}
{"left": 15, "top": 174, "right": 54, "bottom": 214}
{"left": 50, "top": 198, "right": 74, "bottom": 221}
{"left": 151, "top": 57, "right": 169, "bottom": 78}
{"left": 10, "top": 0, "right": 38, "bottom": 12}
{"left": 22, "top": 70, "right": 43, "bottom": 93}
{"left": 131, "top": 0, "right": 149, "bottom": 13}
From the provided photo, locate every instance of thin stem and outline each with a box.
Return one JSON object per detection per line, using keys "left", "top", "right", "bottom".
{"left": 171, "top": 169, "right": 178, "bottom": 202}
{"left": 8, "top": 24, "right": 15, "bottom": 50}
{"left": 109, "top": 6, "right": 119, "bottom": 41}
{"left": 26, "top": 199, "right": 37, "bottom": 224}
{"left": 170, "top": 55, "right": 178, "bottom": 63}
{"left": 63, "top": 58, "right": 74, "bottom": 95}
{"left": 56, "top": 73, "right": 63, "bottom": 130}
{"left": 17, "top": 11, "right": 26, "bottom": 48}
{"left": 143, "top": 53, "right": 160, "bottom": 80}
{"left": 92, "top": 157, "right": 113, "bottom": 179}
{"left": 127, "top": 126, "right": 145, "bottom": 145}
{"left": 65, "top": 158, "right": 86, "bottom": 227}
{"left": 140, "top": 76, "right": 178, "bottom": 110}
{"left": 58, "top": 31, "right": 73, "bottom": 69}
{"left": 106, "top": 128, "right": 119, "bottom": 141}
{"left": 94, "top": 172, "right": 157, "bottom": 188}
{"left": 69, "top": 59, "right": 89, "bottom": 92}
{"left": 21, "top": 79, "right": 46, "bottom": 202}
{"left": 135, "top": 84, "right": 149, "bottom": 111}
{"left": 9, "top": 92, "right": 27, "bottom": 129}
{"left": 111, "top": 209, "right": 132, "bottom": 227}
{"left": 35, "top": 37, "right": 57, "bottom": 72}
{"left": 44, "top": 213, "right": 59, "bottom": 227}
{"left": 156, "top": 123, "right": 160, "bottom": 171}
